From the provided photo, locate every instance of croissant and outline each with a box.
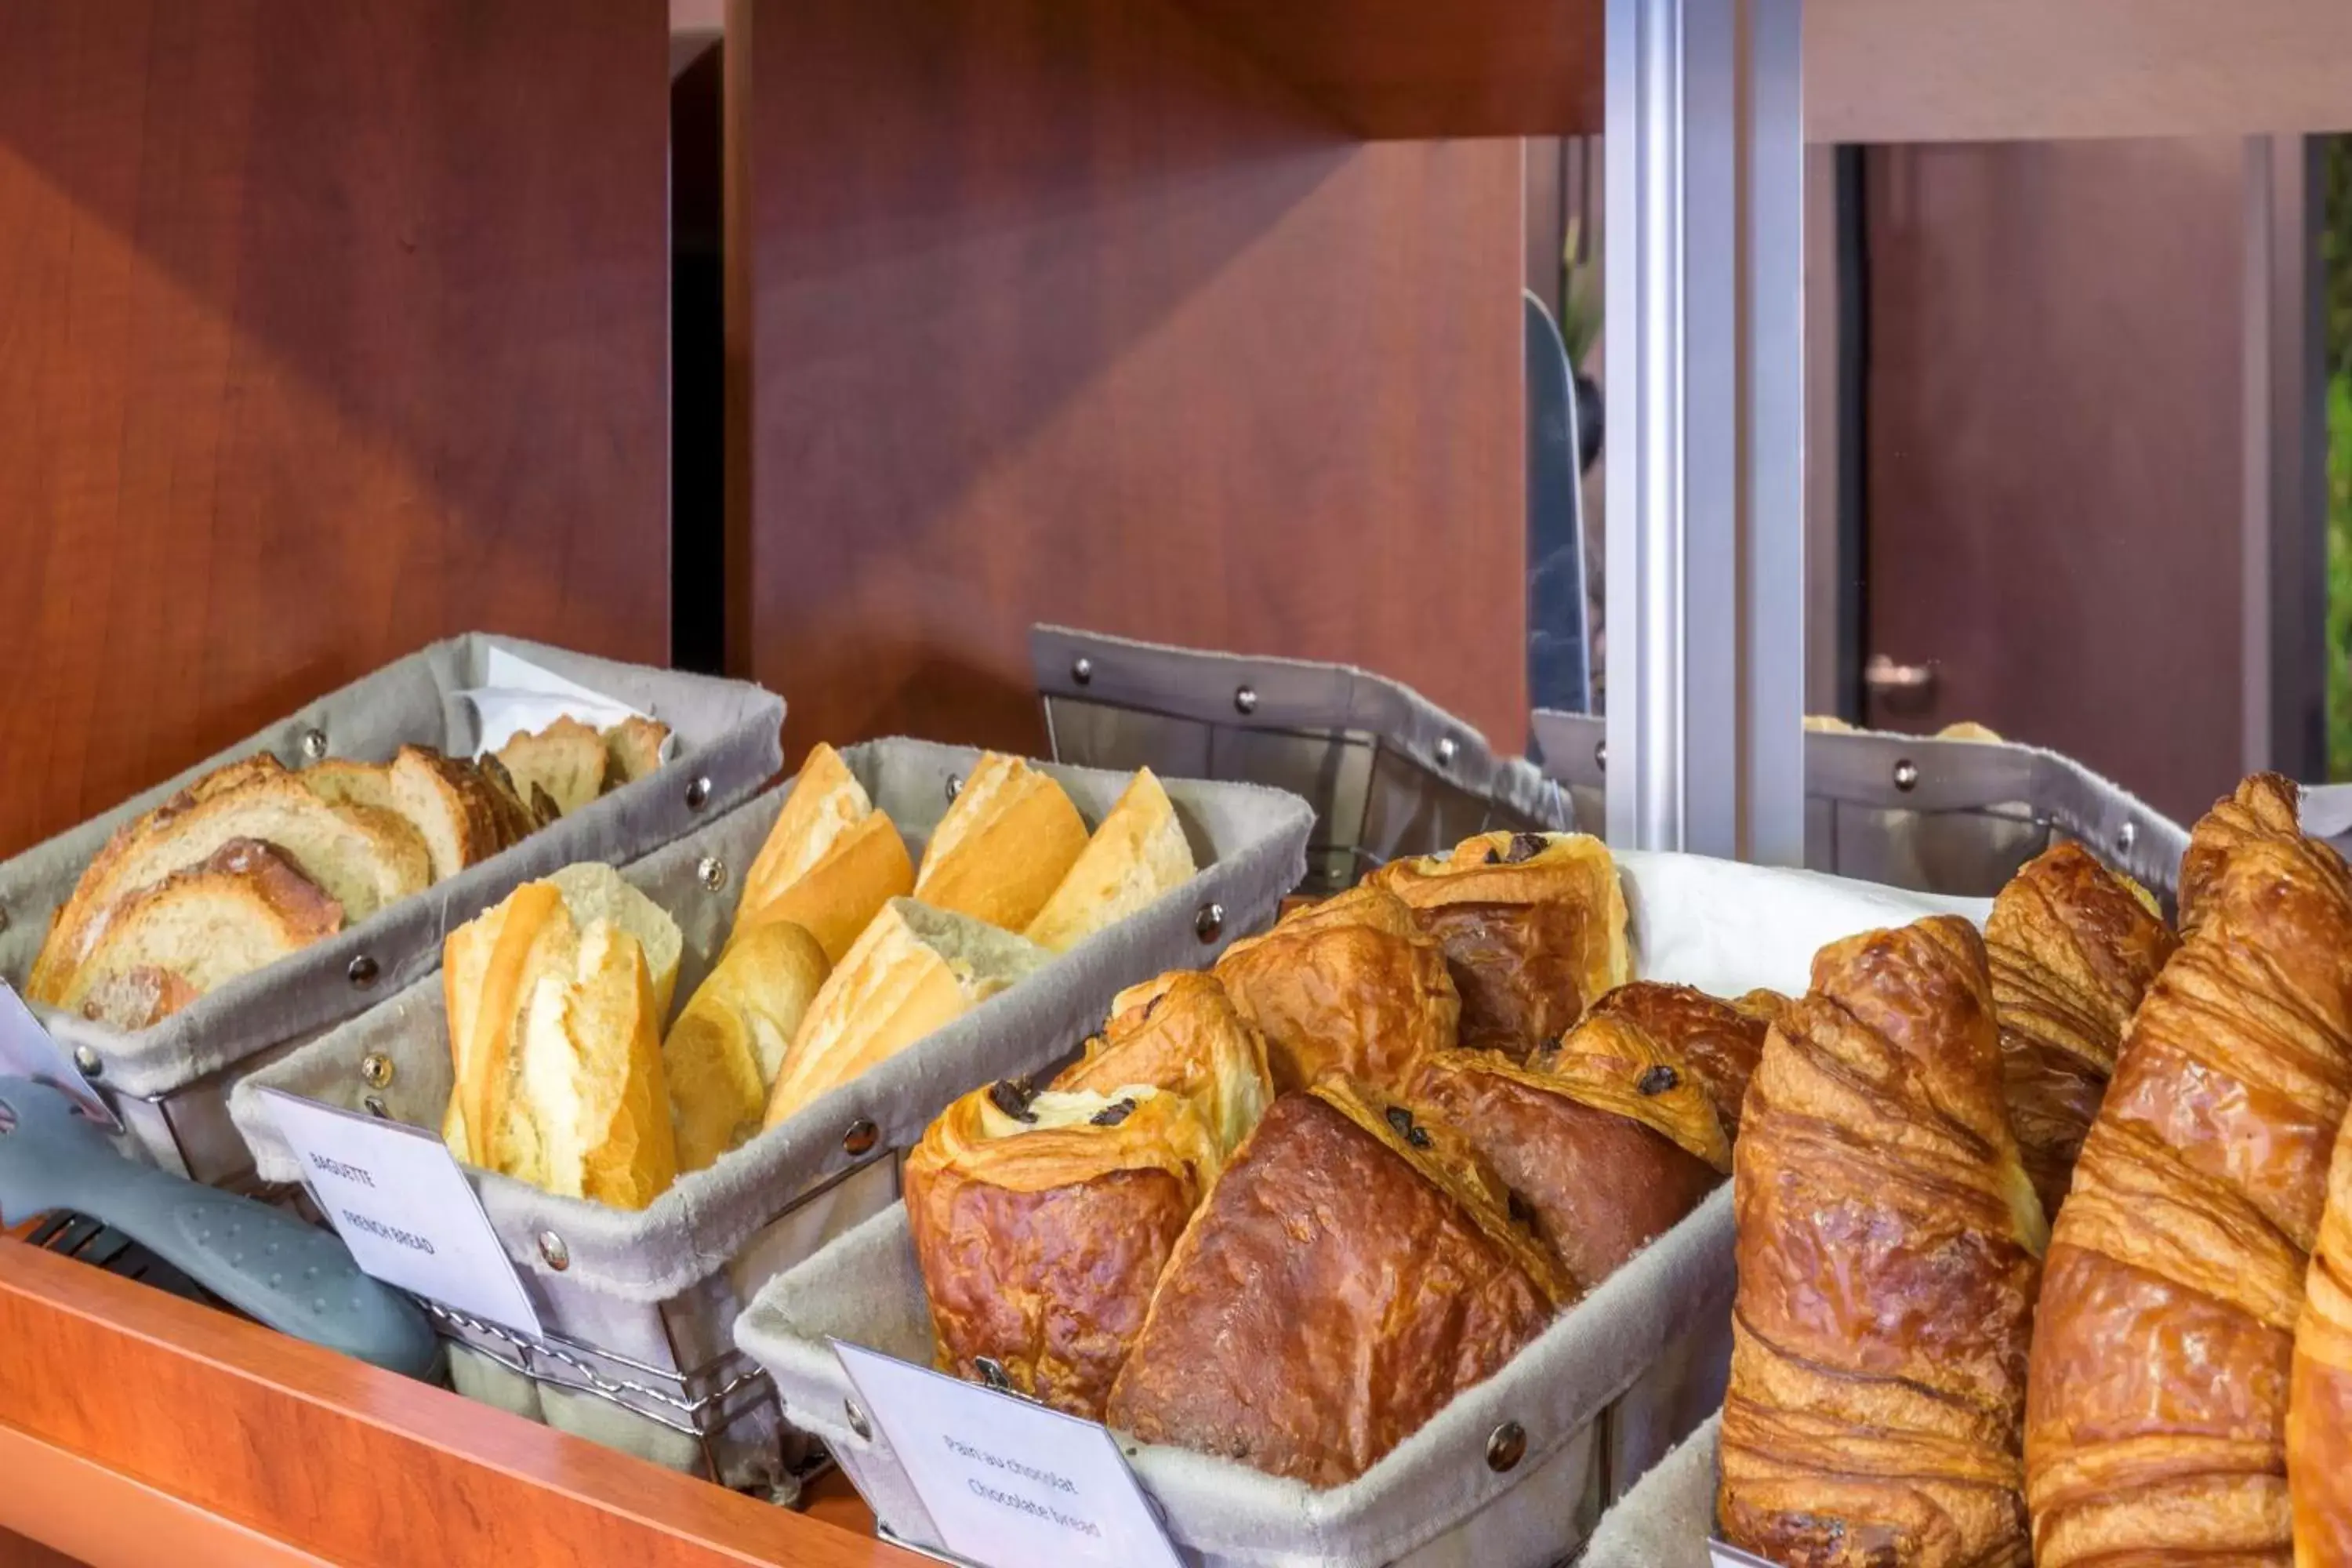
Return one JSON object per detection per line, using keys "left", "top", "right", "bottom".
{"left": 905, "top": 1077, "right": 1226, "bottom": 1419}
{"left": 1105, "top": 1078, "right": 1570, "bottom": 1486}
{"left": 1719, "top": 915, "right": 2046, "bottom": 1568}
{"left": 2293, "top": 1100, "right": 2352, "bottom": 1558}
{"left": 1369, "top": 829, "right": 1628, "bottom": 1057}
{"left": 2027, "top": 775, "right": 2352, "bottom": 1567}
{"left": 1210, "top": 883, "right": 1459, "bottom": 1092}
{"left": 1983, "top": 841, "right": 2176, "bottom": 1217}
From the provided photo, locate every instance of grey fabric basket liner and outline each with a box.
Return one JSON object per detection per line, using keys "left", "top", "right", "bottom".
{"left": 1580, "top": 1411, "right": 1722, "bottom": 1568}
{"left": 1531, "top": 710, "right": 2188, "bottom": 897}
{"left": 2, "top": 633, "right": 782, "bottom": 1098}
{"left": 736, "top": 1188, "right": 1735, "bottom": 1568}
{"left": 230, "top": 739, "right": 1312, "bottom": 1303}
{"left": 1033, "top": 625, "right": 1570, "bottom": 833}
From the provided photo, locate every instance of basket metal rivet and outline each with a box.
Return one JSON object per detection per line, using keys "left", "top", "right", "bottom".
{"left": 300, "top": 727, "right": 329, "bottom": 761}
{"left": 1194, "top": 902, "right": 1225, "bottom": 944}
{"left": 1436, "top": 735, "right": 1460, "bottom": 767}
{"left": 845, "top": 1398, "right": 873, "bottom": 1443}
{"left": 71, "top": 1045, "right": 103, "bottom": 1079}
{"left": 1486, "top": 1419, "right": 1527, "bottom": 1472}
{"left": 1071, "top": 656, "right": 1094, "bottom": 686}
{"left": 347, "top": 954, "right": 379, "bottom": 989}
{"left": 1594, "top": 739, "right": 1607, "bottom": 771}
{"left": 359, "top": 1053, "right": 394, "bottom": 1090}
{"left": 1893, "top": 758, "right": 1920, "bottom": 793}
{"left": 1234, "top": 684, "right": 1258, "bottom": 716}
{"left": 362, "top": 1095, "right": 390, "bottom": 1120}
{"left": 2115, "top": 821, "right": 2138, "bottom": 854}
{"left": 685, "top": 775, "right": 713, "bottom": 810}
{"left": 843, "top": 1118, "right": 880, "bottom": 1157}
{"left": 697, "top": 855, "right": 728, "bottom": 891}
{"left": 0, "top": 905, "right": 13, "bottom": 935}
{"left": 946, "top": 774, "right": 963, "bottom": 802}
{"left": 538, "top": 1230, "right": 571, "bottom": 1271}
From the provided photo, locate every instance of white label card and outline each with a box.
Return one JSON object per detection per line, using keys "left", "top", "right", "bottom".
{"left": 1709, "top": 1541, "right": 1785, "bottom": 1567}
{"left": 832, "top": 1340, "right": 1184, "bottom": 1568}
{"left": 260, "top": 1088, "right": 543, "bottom": 1337}
{"left": 0, "top": 983, "right": 117, "bottom": 1128}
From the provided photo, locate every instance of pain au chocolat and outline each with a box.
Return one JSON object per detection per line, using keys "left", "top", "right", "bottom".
{"left": 1417, "top": 981, "right": 1779, "bottom": 1296}
{"left": 1370, "top": 829, "right": 1629, "bottom": 1058}
{"left": 905, "top": 969, "right": 1272, "bottom": 1420}
{"left": 1210, "top": 883, "right": 1459, "bottom": 1093}
{"left": 1720, "top": 915, "right": 2046, "bottom": 1568}
{"left": 2027, "top": 775, "right": 2352, "bottom": 1567}
{"left": 1104, "top": 1077, "right": 1571, "bottom": 1487}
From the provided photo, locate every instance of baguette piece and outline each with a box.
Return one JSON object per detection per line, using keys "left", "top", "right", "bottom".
{"left": 735, "top": 743, "right": 916, "bottom": 964}
{"left": 762, "top": 898, "right": 1050, "bottom": 1128}
{"left": 1023, "top": 768, "right": 1196, "bottom": 952}
{"left": 601, "top": 716, "right": 670, "bottom": 788}
{"left": 31, "top": 772, "right": 429, "bottom": 1004}
{"left": 913, "top": 753, "right": 1088, "bottom": 932}
{"left": 64, "top": 839, "right": 344, "bottom": 1029}
{"left": 664, "top": 921, "right": 829, "bottom": 1171}
{"left": 496, "top": 716, "right": 608, "bottom": 818}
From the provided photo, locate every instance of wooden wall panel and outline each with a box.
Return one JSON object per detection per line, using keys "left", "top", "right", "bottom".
{"left": 0, "top": 0, "right": 670, "bottom": 857}
{"left": 732, "top": 0, "right": 1527, "bottom": 762}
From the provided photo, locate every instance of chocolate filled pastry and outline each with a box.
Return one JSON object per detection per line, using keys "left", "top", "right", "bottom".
{"left": 1104, "top": 1078, "right": 1570, "bottom": 1487}
{"left": 1720, "top": 915, "right": 2046, "bottom": 1568}
{"left": 1527, "top": 980, "right": 1783, "bottom": 1139}
{"left": 1211, "top": 884, "right": 1459, "bottom": 1093}
{"left": 1053, "top": 971, "right": 1272, "bottom": 1154}
{"left": 906, "top": 1077, "right": 1225, "bottom": 1420}
{"left": 1982, "top": 841, "right": 2175, "bottom": 1218}
{"left": 2027, "top": 775, "right": 2352, "bottom": 1567}
{"left": 1370, "top": 829, "right": 1629, "bottom": 1057}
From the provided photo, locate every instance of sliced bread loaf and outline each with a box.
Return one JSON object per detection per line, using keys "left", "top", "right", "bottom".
{"left": 497, "top": 717, "right": 608, "bottom": 818}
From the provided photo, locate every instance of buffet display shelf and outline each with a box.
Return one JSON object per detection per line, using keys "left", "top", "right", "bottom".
{"left": 0, "top": 1241, "right": 920, "bottom": 1568}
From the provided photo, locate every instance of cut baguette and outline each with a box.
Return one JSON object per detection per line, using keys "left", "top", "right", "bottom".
{"left": 763, "top": 898, "right": 1049, "bottom": 1129}
{"left": 913, "top": 752, "right": 1088, "bottom": 932}
{"left": 510, "top": 920, "right": 678, "bottom": 1208}
{"left": 497, "top": 716, "right": 608, "bottom": 818}
{"left": 735, "top": 743, "right": 914, "bottom": 964}
{"left": 665, "top": 920, "right": 829, "bottom": 1171}
{"left": 31, "top": 773, "right": 429, "bottom": 1004}
{"left": 64, "top": 839, "right": 344, "bottom": 1029}
{"left": 1024, "top": 768, "right": 1196, "bottom": 952}
{"left": 602, "top": 717, "right": 670, "bottom": 789}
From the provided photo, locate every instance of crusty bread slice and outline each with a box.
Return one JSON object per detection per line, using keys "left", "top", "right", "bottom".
{"left": 913, "top": 753, "right": 1089, "bottom": 932}
{"left": 497, "top": 717, "right": 608, "bottom": 818}
{"left": 390, "top": 746, "right": 514, "bottom": 881}
{"left": 31, "top": 775, "right": 428, "bottom": 1004}
{"left": 665, "top": 920, "right": 829, "bottom": 1171}
{"left": 1024, "top": 768, "right": 1197, "bottom": 952}
{"left": 299, "top": 758, "right": 398, "bottom": 815}
{"left": 64, "top": 839, "right": 344, "bottom": 1030}
{"left": 602, "top": 716, "right": 670, "bottom": 789}
{"left": 763, "top": 898, "right": 1049, "bottom": 1129}
{"left": 477, "top": 753, "right": 552, "bottom": 840}
{"left": 510, "top": 920, "right": 678, "bottom": 1209}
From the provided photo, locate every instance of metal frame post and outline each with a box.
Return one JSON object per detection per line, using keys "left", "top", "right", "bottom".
{"left": 1604, "top": 0, "right": 1806, "bottom": 862}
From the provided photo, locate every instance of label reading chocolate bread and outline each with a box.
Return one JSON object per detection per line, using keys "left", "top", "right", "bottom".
{"left": 1708, "top": 1542, "right": 1784, "bottom": 1567}
{"left": 261, "top": 1089, "right": 543, "bottom": 1337}
{"left": 832, "top": 1340, "right": 1182, "bottom": 1568}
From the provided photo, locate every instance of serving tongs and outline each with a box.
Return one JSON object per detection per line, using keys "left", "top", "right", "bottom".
{"left": 0, "top": 1075, "right": 439, "bottom": 1378}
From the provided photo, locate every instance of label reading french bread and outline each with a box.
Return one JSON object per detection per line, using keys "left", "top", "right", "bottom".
{"left": 831, "top": 1340, "right": 1184, "bottom": 1568}
{"left": 0, "top": 983, "right": 118, "bottom": 1128}
{"left": 1709, "top": 1542, "right": 1785, "bottom": 1567}
{"left": 260, "top": 1088, "right": 543, "bottom": 1337}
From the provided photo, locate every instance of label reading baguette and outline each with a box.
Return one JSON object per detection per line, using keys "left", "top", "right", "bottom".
{"left": 1709, "top": 1542, "right": 1786, "bottom": 1567}
{"left": 0, "top": 983, "right": 118, "bottom": 1128}
{"left": 260, "top": 1089, "right": 543, "bottom": 1337}
{"left": 831, "top": 1341, "right": 1183, "bottom": 1568}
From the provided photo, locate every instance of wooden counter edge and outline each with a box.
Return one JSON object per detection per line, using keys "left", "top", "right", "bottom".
{"left": 0, "top": 1239, "right": 920, "bottom": 1568}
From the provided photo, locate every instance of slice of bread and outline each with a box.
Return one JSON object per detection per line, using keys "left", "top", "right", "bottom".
{"left": 31, "top": 774, "right": 429, "bottom": 1004}
{"left": 510, "top": 919, "right": 678, "bottom": 1209}
{"left": 390, "top": 746, "right": 515, "bottom": 881}
{"left": 735, "top": 743, "right": 915, "bottom": 964}
{"left": 64, "top": 839, "right": 344, "bottom": 1029}
{"left": 497, "top": 716, "right": 608, "bottom": 818}
{"left": 913, "top": 753, "right": 1089, "bottom": 932}
{"left": 1024, "top": 768, "right": 1197, "bottom": 952}
{"left": 602, "top": 717, "right": 670, "bottom": 789}
{"left": 477, "top": 753, "right": 552, "bottom": 839}
{"left": 299, "top": 758, "right": 399, "bottom": 816}
{"left": 763, "top": 898, "right": 1049, "bottom": 1129}
{"left": 664, "top": 920, "right": 829, "bottom": 1171}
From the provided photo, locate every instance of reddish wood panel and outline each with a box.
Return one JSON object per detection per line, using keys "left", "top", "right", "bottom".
{"left": 1171, "top": 0, "right": 1600, "bottom": 140}
{"left": 0, "top": 1241, "right": 920, "bottom": 1568}
{"left": 1860, "top": 140, "right": 2245, "bottom": 825}
{"left": 731, "top": 0, "right": 1528, "bottom": 761}
{"left": 0, "top": 0, "right": 671, "bottom": 857}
